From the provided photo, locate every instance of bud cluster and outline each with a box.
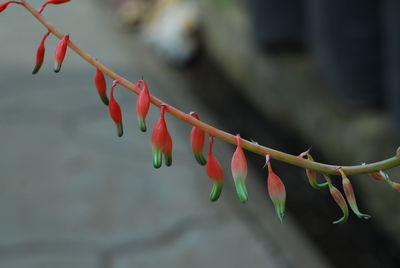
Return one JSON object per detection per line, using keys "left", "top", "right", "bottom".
{"left": 1, "top": 0, "right": 399, "bottom": 225}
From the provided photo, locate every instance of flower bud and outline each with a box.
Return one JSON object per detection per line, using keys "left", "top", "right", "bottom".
{"left": 0, "top": 1, "right": 20, "bottom": 13}
{"left": 205, "top": 136, "right": 224, "bottom": 201}
{"left": 108, "top": 81, "right": 123, "bottom": 137}
{"left": 38, "top": 0, "right": 71, "bottom": 13}
{"left": 189, "top": 112, "right": 206, "bottom": 165}
{"left": 298, "top": 150, "right": 327, "bottom": 189}
{"left": 94, "top": 69, "right": 109, "bottom": 106}
{"left": 231, "top": 134, "right": 248, "bottom": 203}
{"left": 32, "top": 31, "right": 50, "bottom": 75}
{"left": 339, "top": 169, "right": 370, "bottom": 219}
{"left": 324, "top": 175, "right": 349, "bottom": 224}
{"left": 370, "top": 170, "right": 389, "bottom": 182}
{"left": 54, "top": 34, "right": 69, "bottom": 73}
{"left": 369, "top": 170, "right": 400, "bottom": 192}
{"left": 265, "top": 155, "right": 286, "bottom": 223}
{"left": 135, "top": 80, "right": 150, "bottom": 132}
{"left": 151, "top": 105, "right": 172, "bottom": 168}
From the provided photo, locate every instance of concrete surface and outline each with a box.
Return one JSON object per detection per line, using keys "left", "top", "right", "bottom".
{"left": 0, "top": 1, "right": 331, "bottom": 267}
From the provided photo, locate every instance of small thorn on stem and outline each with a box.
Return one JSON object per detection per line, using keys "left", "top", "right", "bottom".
{"left": 298, "top": 146, "right": 312, "bottom": 158}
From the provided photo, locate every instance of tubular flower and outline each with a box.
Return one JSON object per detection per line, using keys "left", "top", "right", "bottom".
{"left": 0, "top": 1, "right": 20, "bottom": 13}
{"left": 38, "top": 0, "right": 71, "bottom": 13}
{"left": 205, "top": 136, "right": 224, "bottom": 201}
{"left": 189, "top": 112, "right": 206, "bottom": 165}
{"left": 231, "top": 134, "right": 248, "bottom": 203}
{"left": 53, "top": 34, "right": 69, "bottom": 73}
{"left": 108, "top": 81, "right": 123, "bottom": 137}
{"left": 298, "top": 150, "right": 327, "bottom": 189}
{"left": 339, "top": 169, "right": 371, "bottom": 219}
{"left": 324, "top": 175, "right": 349, "bottom": 224}
{"left": 32, "top": 31, "right": 50, "bottom": 75}
{"left": 151, "top": 105, "right": 172, "bottom": 168}
{"left": 94, "top": 69, "right": 109, "bottom": 106}
{"left": 265, "top": 155, "right": 286, "bottom": 223}
{"left": 135, "top": 80, "right": 150, "bottom": 132}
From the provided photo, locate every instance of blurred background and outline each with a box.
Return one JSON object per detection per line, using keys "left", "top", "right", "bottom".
{"left": 0, "top": 0, "right": 400, "bottom": 267}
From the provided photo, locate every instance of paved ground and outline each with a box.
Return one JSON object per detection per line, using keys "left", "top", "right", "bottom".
{"left": 0, "top": 1, "right": 331, "bottom": 267}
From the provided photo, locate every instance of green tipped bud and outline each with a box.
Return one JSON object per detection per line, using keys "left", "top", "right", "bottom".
{"left": 164, "top": 153, "right": 172, "bottom": 167}
{"left": 115, "top": 123, "right": 123, "bottom": 138}
{"left": 137, "top": 116, "right": 147, "bottom": 132}
{"left": 234, "top": 179, "right": 248, "bottom": 203}
{"left": 152, "top": 147, "right": 162, "bottom": 169}
{"left": 266, "top": 156, "right": 286, "bottom": 223}
{"left": 194, "top": 151, "right": 207, "bottom": 166}
{"left": 339, "top": 169, "right": 371, "bottom": 220}
{"left": 299, "top": 150, "right": 328, "bottom": 189}
{"left": 325, "top": 175, "right": 349, "bottom": 224}
{"left": 100, "top": 95, "right": 109, "bottom": 106}
{"left": 210, "top": 181, "right": 223, "bottom": 202}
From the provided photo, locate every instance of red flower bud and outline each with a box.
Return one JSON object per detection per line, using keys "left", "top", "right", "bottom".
{"left": 370, "top": 170, "right": 389, "bottom": 182}
{"left": 135, "top": 80, "right": 150, "bottom": 132}
{"left": 205, "top": 136, "right": 224, "bottom": 201}
{"left": 189, "top": 112, "right": 206, "bottom": 165}
{"left": 324, "top": 175, "right": 349, "bottom": 224}
{"left": 265, "top": 155, "right": 286, "bottom": 223}
{"left": 369, "top": 170, "right": 400, "bottom": 192}
{"left": 94, "top": 69, "right": 109, "bottom": 106}
{"left": 339, "top": 169, "right": 370, "bottom": 219}
{"left": 231, "top": 134, "right": 248, "bottom": 203}
{"left": 54, "top": 34, "right": 69, "bottom": 73}
{"left": 108, "top": 81, "right": 123, "bottom": 137}
{"left": 298, "top": 150, "right": 327, "bottom": 189}
{"left": 151, "top": 105, "right": 172, "bottom": 168}
{"left": 32, "top": 31, "right": 50, "bottom": 75}
{"left": 38, "top": 0, "right": 71, "bottom": 14}
{"left": 0, "top": 1, "right": 20, "bottom": 13}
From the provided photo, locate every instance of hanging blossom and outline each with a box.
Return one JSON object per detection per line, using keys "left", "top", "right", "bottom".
{"left": 189, "top": 112, "right": 206, "bottom": 165}
{"left": 94, "top": 68, "right": 109, "bottom": 106}
{"left": 231, "top": 134, "right": 248, "bottom": 203}
{"left": 265, "top": 155, "right": 286, "bottom": 223}
{"left": 205, "top": 136, "right": 224, "bottom": 201}
{"left": 108, "top": 80, "right": 123, "bottom": 137}
{"left": 32, "top": 31, "right": 50, "bottom": 74}
{"left": 338, "top": 169, "right": 371, "bottom": 219}
{"left": 151, "top": 104, "right": 173, "bottom": 168}
{"left": 298, "top": 149, "right": 328, "bottom": 190}
{"left": 54, "top": 34, "right": 69, "bottom": 73}
{"left": 324, "top": 175, "right": 349, "bottom": 224}
{"left": 135, "top": 80, "right": 150, "bottom": 132}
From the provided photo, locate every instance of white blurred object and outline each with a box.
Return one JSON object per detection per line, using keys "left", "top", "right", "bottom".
{"left": 143, "top": 0, "right": 200, "bottom": 65}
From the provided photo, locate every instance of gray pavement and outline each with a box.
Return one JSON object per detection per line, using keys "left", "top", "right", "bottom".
{"left": 0, "top": 1, "right": 331, "bottom": 267}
